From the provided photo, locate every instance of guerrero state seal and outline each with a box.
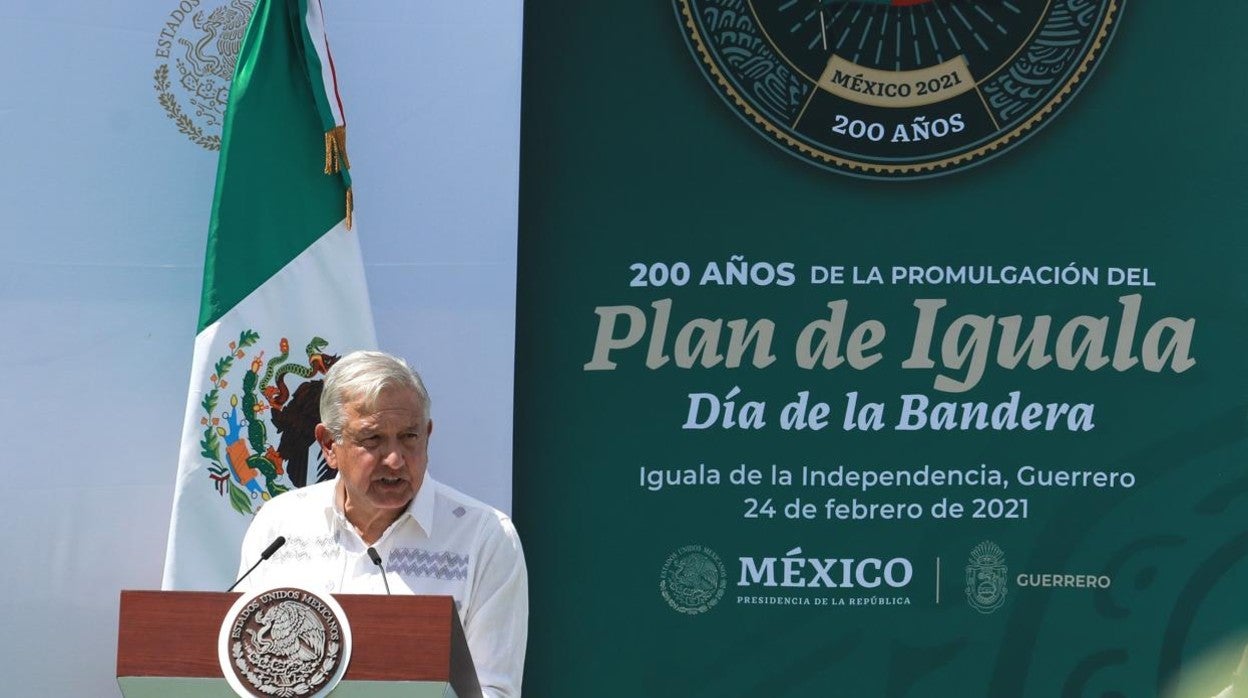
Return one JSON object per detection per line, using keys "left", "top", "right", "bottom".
{"left": 674, "top": 0, "right": 1123, "bottom": 178}
{"left": 660, "top": 544, "right": 727, "bottom": 615}
{"left": 219, "top": 587, "right": 352, "bottom": 698}
{"left": 965, "top": 540, "right": 1008, "bottom": 614}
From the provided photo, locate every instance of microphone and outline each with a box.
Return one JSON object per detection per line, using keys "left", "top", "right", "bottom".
{"left": 366, "top": 546, "right": 392, "bottom": 595}
{"left": 226, "top": 536, "right": 286, "bottom": 592}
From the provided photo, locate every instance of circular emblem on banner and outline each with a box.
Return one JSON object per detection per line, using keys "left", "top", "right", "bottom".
{"left": 152, "top": 0, "right": 256, "bottom": 150}
{"left": 219, "top": 587, "right": 352, "bottom": 698}
{"left": 674, "top": 0, "right": 1123, "bottom": 178}
{"left": 660, "top": 544, "right": 727, "bottom": 615}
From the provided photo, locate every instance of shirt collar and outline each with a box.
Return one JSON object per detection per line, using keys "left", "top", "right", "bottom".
{"left": 324, "top": 470, "right": 435, "bottom": 539}
{"left": 409, "top": 469, "right": 435, "bottom": 537}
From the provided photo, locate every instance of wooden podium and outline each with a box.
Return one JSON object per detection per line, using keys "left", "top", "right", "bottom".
{"left": 117, "top": 591, "right": 482, "bottom": 697}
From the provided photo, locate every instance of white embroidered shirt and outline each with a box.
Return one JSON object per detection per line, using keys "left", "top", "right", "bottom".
{"left": 236, "top": 472, "right": 527, "bottom": 697}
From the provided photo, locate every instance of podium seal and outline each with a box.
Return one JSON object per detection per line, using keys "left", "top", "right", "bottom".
{"left": 219, "top": 587, "right": 353, "bottom": 698}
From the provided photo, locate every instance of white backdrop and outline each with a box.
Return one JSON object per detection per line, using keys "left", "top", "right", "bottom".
{"left": 0, "top": 1, "right": 522, "bottom": 694}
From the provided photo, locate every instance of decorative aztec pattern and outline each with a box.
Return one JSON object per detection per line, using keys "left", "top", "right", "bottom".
{"left": 980, "top": 1, "right": 1101, "bottom": 124}
{"left": 700, "top": 0, "right": 808, "bottom": 122}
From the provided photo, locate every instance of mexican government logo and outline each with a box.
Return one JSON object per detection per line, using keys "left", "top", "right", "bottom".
{"left": 219, "top": 587, "right": 352, "bottom": 698}
{"left": 661, "top": 545, "right": 728, "bottom": 614}
{"left": 674, "top": 0, "right": 1123, "bottom": 179}
{"left": 153, "top": 0, "right": 256, "bottom": 150}
{"left": 199, "top": 332, "right": 343, "bottom": 515}
{"left": 965, "top": 540, "right": 1008, "bottom": 614}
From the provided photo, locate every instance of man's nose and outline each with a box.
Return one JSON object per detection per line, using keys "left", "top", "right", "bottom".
{"left": 380, "top": 441, "right": 405, "bottom": 468}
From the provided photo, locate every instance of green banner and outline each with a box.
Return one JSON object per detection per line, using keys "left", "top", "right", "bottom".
{"left": 516, "top": 2, "right": 1248, "bottom": 695}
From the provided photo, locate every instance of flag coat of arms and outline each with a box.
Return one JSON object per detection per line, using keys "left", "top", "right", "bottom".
{"left": 162, "top": 0, "right": 376, "bottom": 590}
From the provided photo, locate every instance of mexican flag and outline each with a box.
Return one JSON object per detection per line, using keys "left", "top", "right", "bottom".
{"left": 162, "top": 0, "right": 376, "bottom": 590}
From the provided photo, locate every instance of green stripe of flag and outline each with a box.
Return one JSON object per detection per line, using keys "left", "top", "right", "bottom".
{"left": 198, "top": 0, "right": 351, "bottom": 331}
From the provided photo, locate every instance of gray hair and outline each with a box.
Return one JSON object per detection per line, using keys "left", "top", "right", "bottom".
{"left": 319, "top": 350, "right": 432, "bottom": 440}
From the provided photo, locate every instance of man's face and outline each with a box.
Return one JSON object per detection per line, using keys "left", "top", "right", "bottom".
{"left": 317, "top": 386, "right": 432, "bottom": 526}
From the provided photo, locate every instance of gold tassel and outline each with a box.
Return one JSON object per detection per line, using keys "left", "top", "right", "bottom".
{"left": 323, "top": 125, "right": 350, "bottom": 174}
{"left": 345, "top": 187, "right": 353, "bottom": 231}
{"left": 324, "top": 129, "right": 335, "bottom": 174}
{"left": 337, "top": 126, "right": 350, "bottom": 171}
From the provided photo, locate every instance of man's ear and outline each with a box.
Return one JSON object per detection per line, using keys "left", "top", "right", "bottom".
{"left": 426, "top": 419, "right": 434, "bottom": 437}
{"left": 315, "top": 424, "right": 340, "bottom": 471}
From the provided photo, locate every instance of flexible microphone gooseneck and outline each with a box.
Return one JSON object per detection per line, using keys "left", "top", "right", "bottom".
{"left": 226, "top": 536, "right": 286, "bottom": 592}
{"left": 366, "top": 546, "right": 392, "bottom": 595}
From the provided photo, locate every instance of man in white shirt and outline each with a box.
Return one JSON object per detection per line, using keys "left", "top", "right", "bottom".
{"left": 237, "top": 350, "right": 527, "bottom": 697}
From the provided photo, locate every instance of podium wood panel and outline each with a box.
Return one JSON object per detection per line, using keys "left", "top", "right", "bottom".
{"left": 117, "top": 590, "right": 480, "bottom": 695}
